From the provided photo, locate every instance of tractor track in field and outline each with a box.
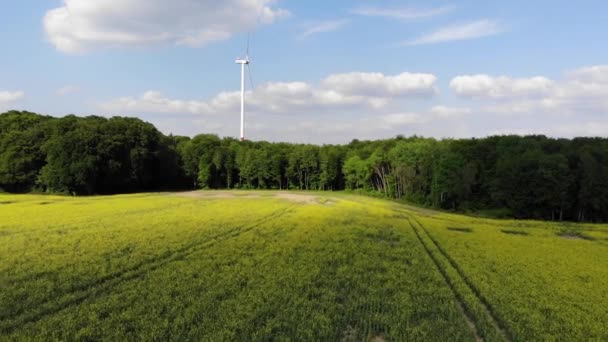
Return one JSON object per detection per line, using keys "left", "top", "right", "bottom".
{"left": 407, "top": 218, "right": 484, "bottom": 342}
{"left": 0, "top": 205, "right": 297, "bottom": 334}
{"left": 408, "top": 216, "right": 511, "bottom": 342}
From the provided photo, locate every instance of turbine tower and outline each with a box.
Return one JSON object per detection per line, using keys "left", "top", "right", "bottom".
{"left": 235, "top": 55, "right": 249, "bottom": 141}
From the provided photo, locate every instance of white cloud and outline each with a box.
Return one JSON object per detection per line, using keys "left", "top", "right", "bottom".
{"left": 0, "top": 91, "right": 25, "bottom": 109}
{"left": 299, "top": 19, "right": 349, "bottom": 38}
{"left": 102, "top": 91, "right": 212, "bottom": 115}
{"left": 44, "top": 0, "right": 290, "bottom": 53}
{"left": 278, "top": 114, "right": 428, "bottom": 143}
{"left": 558, "top": 65, "right": 608, "bottom": 105}
{"left": 57, "top": 85, "right": 81, "bottom": 96}
{"left": 100, "top": 65, "right": 608, "bottom": 142}
{"left": 380, "top": 112, "right": 426, "bottom": 125}
{"left": 405, "top": 20, "right": 504, "bottom": 45}
{"left": 321, "top": 72, "right": 438, "bottom": 98}
{"left": 564, "top": 122, "right": 608, "bottom": 137}
{"left": 451, "top": 65, "right": 608, "bottom": 116}
{"left": 351, "top": 6, "right": 453, "bottom": 20}
{"left": 431, "top": 105, "right": 471, "bottom": 118}
{"left": 450, "top": 75, "right": 553, "bottom": 99}
{"left": 566, "top": 65, "right": 608, "bottom": 83}
{"left": 465, "top": 67, "right": 608, "bottom": 139}
{"left": 101, "top": 71, "right": 439, "bottom": 116}
{"left": 278, "top": 110, "right": 469, "bottom": 143}
{"left": 100, "top": 71, "right": 441, "bottom": 141}
{"left": 490, "top": 122, "right": 608, "bottom": 138}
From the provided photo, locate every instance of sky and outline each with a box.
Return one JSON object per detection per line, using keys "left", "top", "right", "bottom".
{"left": 1, "top": 0, "right": 608, "bottom": 143}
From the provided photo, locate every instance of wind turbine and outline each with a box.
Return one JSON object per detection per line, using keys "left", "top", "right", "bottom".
{"left": 235, "top": 37, "right": 252, "bottom": 141}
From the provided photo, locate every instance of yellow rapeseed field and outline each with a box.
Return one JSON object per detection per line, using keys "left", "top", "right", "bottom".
{"left": 1, "top": 191, "right": 606, "bottom": 341}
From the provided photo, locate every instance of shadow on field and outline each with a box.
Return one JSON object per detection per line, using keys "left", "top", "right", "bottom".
{"left": 501, "top": 230, "right": 529, "bottom": 236}
{"left": 447, "top": 227, "right": 473, "bottom": 233}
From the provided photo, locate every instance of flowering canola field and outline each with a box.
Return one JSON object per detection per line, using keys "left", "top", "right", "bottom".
{"left": 1, "top": 192, "right": 606, "bottom": 341}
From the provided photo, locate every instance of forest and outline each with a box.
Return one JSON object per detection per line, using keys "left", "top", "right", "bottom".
{"left": 1, "top": 110, "right": 607, "bottom": 222}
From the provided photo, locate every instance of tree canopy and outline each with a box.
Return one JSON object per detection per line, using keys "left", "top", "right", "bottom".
{"left": 2, "top": 110, "right": 607, "bottom": 222}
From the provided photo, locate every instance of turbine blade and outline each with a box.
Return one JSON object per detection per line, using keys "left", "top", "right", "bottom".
{"left": 246, "top": 64, "right": 255, "bottom": 91}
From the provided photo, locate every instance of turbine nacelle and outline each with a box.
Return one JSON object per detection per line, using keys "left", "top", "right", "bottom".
{"left": 235, "top": 56, "right": 250, "bottom": 65}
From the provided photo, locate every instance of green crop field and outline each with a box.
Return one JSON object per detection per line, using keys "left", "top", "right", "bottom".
{"left": 1, "top": 192, "right": 607, "bottom": 341}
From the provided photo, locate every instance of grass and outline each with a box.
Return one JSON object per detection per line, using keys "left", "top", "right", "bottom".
{"left": 1, "top": 191, "right": 607, "bottom": 341}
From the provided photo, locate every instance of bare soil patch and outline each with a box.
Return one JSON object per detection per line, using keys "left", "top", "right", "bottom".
{"left": 174, "top": 191, "right": 336, "bottom": 205}
{"left": 174, "top": 191, "right": 260, "bottom": 199}
{"left": 274, "top": 193, "right": 319, "bottom": 204}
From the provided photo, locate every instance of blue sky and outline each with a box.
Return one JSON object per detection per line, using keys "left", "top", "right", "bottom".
{"left": 1, "top": 0, "right": 607, "bottom": 143}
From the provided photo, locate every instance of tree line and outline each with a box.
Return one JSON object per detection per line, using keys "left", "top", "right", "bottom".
{"left": 2, "top": 110, "right": 607, "bottom": 222}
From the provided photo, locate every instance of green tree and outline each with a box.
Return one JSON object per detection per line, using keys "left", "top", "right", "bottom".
{"left": 0, "top": 111, "right": 53, "bottom": 192}
{"left": 180, "top": 134, "right": 221, "bottom": 188}
{"left": 343, "top": 155, "right": 369, "bottom": 190}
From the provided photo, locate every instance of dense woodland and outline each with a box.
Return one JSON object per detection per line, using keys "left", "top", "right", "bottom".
{"left": 1, "top": 110, "right": 607, "bottom": 222}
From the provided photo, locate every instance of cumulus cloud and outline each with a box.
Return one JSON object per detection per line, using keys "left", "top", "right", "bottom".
{"left": 321, "top": 72, "right": 438, "bottom": 98}
{"left": 490, "top": 122, "right": 608, "bottom": 138}
{"left": 279, "top": 109, "right": 471, "bottom": 143}
{"left": 351, "top": 6, "right": 453, "bottom": 20}
{"left": 566, "top": 65, "right": 608, "bottom": 83}
{"left": 101, "top": 71, "right": 439, "bottom": 116}
{"left": 100, "top": 65, "right": 608, "bottom": 142}
{"left": 277, "top": 113, "right": 429, "bottom": 143}
{"left": 0, "top": 91, "right": 25, "bottom": 109}
{"left": 562, "top": 122, "right": 608, "bottom": 137}
{"left": 450, "top": 65, "right": 608, "bottom": 115}
{"left": 558, "top": 66, "right": 608, "bottom": 104}
{"left": 405, "top": 20, "right": 504, "bottom": 45}
{"left": 431, "top": 105, "right": 471, "bottom": 118}
{"left": 450, "top": 75, "right": 553, "bottom": 99}
{"left": 102, "top": 91, "right": 212, "bottom": 115}
{"left": 100, "top": 71, "right": 442, "bottom": 141}
{"left": 44, "top": 0, "right": 289, "bottom": 53}
{"left": 380, "top": 113, "right": 426, "bottom": 125}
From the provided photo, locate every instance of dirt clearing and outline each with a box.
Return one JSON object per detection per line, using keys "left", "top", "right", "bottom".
{"left": 174, "top": 191, "right": 336, "bottom": 205}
